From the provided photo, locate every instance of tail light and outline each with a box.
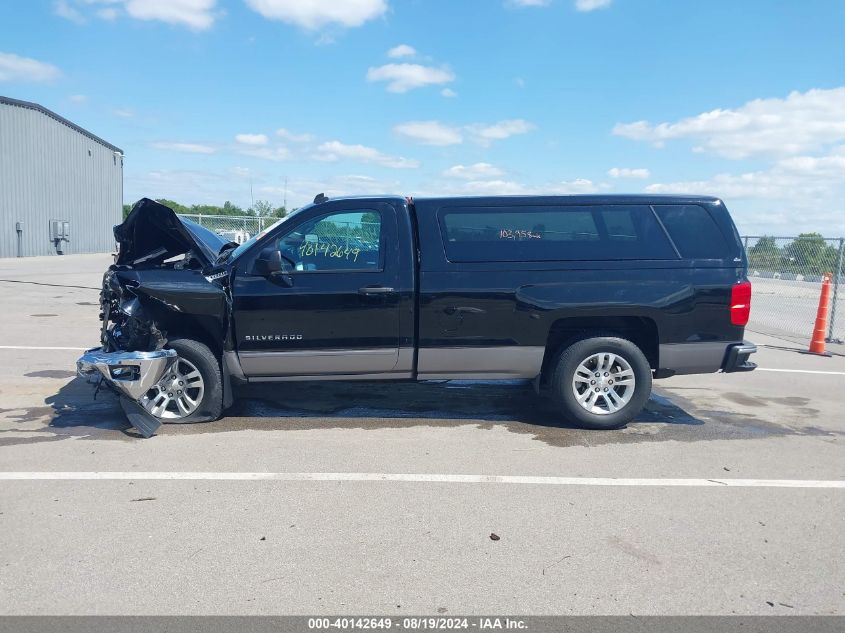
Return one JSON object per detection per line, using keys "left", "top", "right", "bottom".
{"left": 730, "top": 281, "right": 752, "bottom": 326}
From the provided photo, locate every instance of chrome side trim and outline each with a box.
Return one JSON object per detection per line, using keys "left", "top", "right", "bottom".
{"left": 248, "top": 372, "right": 414, "bottom": 383}
{"left": 238, "top": 347, "right": 402, "bottom": 376}
{"left": 77, "top": 347, "right": 177, "bottom": 400}
{"left": 416, "top": 346, "right": 545, "bottom": 380}
{"left": 658, "top": 341, "right": 740, "bottom": 375}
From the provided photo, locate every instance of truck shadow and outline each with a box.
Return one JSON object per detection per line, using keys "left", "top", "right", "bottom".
{"left": 229, "top": 379, "right": 702, "bottom": 428}
{"left": 2, "top": 375, "right": 707, "bottom": 446}
{"left": 7, "top": 375, "right": 830, "bottom": 447}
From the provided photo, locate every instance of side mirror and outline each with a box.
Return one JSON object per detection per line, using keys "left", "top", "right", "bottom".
{"left": 253, "top": 247, "right": 295, "bottom": 286}
{"left": 253, "top": 247, "right": 282, "bottom": 276}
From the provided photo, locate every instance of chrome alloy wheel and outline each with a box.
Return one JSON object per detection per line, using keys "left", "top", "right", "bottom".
{"left": 140, "top": 357, "right": 205, "bottom": 419}
{"left": 571, "top": 352, "right": 636, "bottom": 415}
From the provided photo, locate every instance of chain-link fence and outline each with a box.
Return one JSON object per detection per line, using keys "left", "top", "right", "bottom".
{"left": 743, "top": 235, "right": 845, "bottom": 345}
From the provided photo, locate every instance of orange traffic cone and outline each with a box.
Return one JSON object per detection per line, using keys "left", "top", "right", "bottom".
{"left": 802, "top": 272, "right": 833, "bottom": 357}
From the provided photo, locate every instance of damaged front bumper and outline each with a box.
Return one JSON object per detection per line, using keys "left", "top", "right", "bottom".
{"left": 77, "top": 347, "right": 177, "bottom": 401}
{"left": 77, "top": 347, "right": 178, "bottom": 438}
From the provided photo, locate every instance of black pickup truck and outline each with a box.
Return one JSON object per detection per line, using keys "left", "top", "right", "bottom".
{"left": 78, "top": 194, "right": 756, "bottom": 436}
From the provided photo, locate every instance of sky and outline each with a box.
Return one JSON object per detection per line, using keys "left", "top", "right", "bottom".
{"left": 1, "top": 0, "right": 845, "bottom": 236}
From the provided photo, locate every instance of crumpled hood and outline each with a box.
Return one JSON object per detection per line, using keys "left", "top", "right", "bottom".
{"left": 114, "top": 198, "right": 230, "bottom": 267}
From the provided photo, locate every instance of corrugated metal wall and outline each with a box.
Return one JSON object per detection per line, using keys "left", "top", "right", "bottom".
{"left": 0, "top": 101, "right": 122, "bottom": 257}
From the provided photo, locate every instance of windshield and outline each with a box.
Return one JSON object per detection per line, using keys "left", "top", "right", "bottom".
{"left": 226, "top": 206, "right": 310, "bottom": 262}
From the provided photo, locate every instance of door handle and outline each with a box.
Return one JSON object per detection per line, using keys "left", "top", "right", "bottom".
{"left": 443, "top": 306, "right": 485, "bottom": 315}
{"left": 358, "top": 286, "right": 395, "bottom": 295}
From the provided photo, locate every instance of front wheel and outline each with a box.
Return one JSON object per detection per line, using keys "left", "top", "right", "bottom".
{"left": 550, "top": 335, "right": 652, "bottom": 429}
{"left": 139, "top": 338, "right": 223, "bottom": 423}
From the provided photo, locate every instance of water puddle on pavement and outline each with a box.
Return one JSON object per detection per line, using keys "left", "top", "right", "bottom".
{"left": 0, "top": 375, "right": 839, "bottom": 447}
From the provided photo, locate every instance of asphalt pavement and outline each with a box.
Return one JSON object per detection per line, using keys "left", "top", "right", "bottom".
{"left": 0, "top": 254, "right": 843, "bottom": 616}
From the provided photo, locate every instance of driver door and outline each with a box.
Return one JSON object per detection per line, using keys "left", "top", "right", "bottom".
{"left": 232, "top": 201, "right": 402, "bottom": 377}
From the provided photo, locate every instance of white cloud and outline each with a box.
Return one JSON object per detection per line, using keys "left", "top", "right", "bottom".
{"left": 440, "top": 88, "right": 457, "bottom": 98}
{"left": 613, "top": 87, "right": 845, "bottom": 159}
{"left": 97, "top": 7, "right": 119, "bottom": 20}
{"left": 128, "top": 168, "right": 272, "bottom": 209}
{"left": 55, "top": 0, "right": 217, "bottom": 29}
{"left": 112, "top": 108, "right": 134, "bottom": 118}
{"left": 69, "top": 94, "right": 88, "bottom": 103}
{"left": 53, "top": 0, "right": 86, "bottom": 23}
{"left": 239, "top": 147, "right": 291, "bottom": 161}
{"left": 0, "top": 52, "right": 61, "bottom": 82}
{"left": 276, "top": 128, "right": 314, "bottom": 143}
{"left": 452, "top": 179, "right": 535, "bottom": 195}
{"left": 235, "top": 133, "right": 269, "bottom": 146}
{"left": 467, "top": 119, "right": 535, "bottom": 144}
{"left": 152, "top": 142, "right": 216, "bottom": 154}
{"left": 507, "top": 0, "right": 550, "bottom": 7}
{"left": 555, "top": 178, "right": 604, "bottom": 193}
{"left": 260, "top": 174, "right": 403, "bottom": 207}
{"left": 444, "top": 163, "right": 506, "bottom": 180}
{"left": 367, "top": 63, "right": 455, "bottom": 93}
{"left": 395, "top": 119, "right": 535, "bottom": 146}
{"left": 437, "top": 177, "right": 604, "bottom": 197}
{"left": 245, "top": 0, "right": 387, "bottom": 30}
{"left": 608, "top": 167, "right": 650, "bottom": 179}
{"left": 387, "top": 44, "right": 416, "bottom": 58}
{"left": 125, "top": 0, "right": 216, "bottom": 30}
{"left": 645, "top": 151, "right": 845, "bottom": 201}
{"left": 315, "top": 140, "right": 419, "bottom": 169}
{"left": 394, "top": 121, "right": 463, "bottom": 146}
{"left": 643, "top": 147, "right": 845, "bottom": 233}
{"left": 575, "top": 0, "right": 612, "bottom": 11}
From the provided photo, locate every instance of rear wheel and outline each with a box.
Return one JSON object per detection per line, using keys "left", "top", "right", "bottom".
{"left": 139, "top": 338, "right": 222, "bottom": 423}
{"left": 550, "top": 335, "right": 652, "bottom": 429}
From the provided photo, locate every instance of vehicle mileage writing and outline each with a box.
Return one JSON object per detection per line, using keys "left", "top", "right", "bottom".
{"left": 499, "top": 229, "right": 542, "bottom": 240}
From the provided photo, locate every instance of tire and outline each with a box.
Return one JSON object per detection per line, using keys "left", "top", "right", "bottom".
{"left": 550, "top": 335, "right": 652, "bottom": 430}
{"left": 139, "top": 337, "right": 223, "bottom": 424}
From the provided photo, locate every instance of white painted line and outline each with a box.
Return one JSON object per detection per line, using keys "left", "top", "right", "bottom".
{"left": 0, "top": 345, "right": 90, "bottom": 351}
{"left": 756, "top": 368, "right": 845, "bottom": 376}
{"left": 0, "top": 472, "right": 843, "bottom": 488}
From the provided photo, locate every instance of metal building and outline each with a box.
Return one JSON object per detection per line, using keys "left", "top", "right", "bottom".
{"left": 0, "top": 95, "right": 123, "bottom": 257}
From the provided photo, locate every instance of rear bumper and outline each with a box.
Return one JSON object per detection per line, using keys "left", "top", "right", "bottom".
{"left": 722, "top": 341, "right": 758, "bottom": 373}
{"left": 77, "top": 347, "right": 176, "bottom": 400}
{"left": 658, "top": 340, "right": 756, "bottom": 376}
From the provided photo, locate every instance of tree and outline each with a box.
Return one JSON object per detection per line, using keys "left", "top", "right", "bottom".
{"left": 155, "top": 198, "right": 190, "bottom": 214}
{"left": 220, "top": 201, "right": 246, "bottom": 216}
{"left": 747, "top": 235, "right": 781, "bottom": 271}
{"left": 783, "top": 233, "right": 838, "bottom": 275}
{"left": 249, "top": 200, "right": 274, "bottom": 217}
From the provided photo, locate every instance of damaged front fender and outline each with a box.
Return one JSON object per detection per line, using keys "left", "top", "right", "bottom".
{"left": 107, "top": 268, "right": 230, "bottom": 352}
